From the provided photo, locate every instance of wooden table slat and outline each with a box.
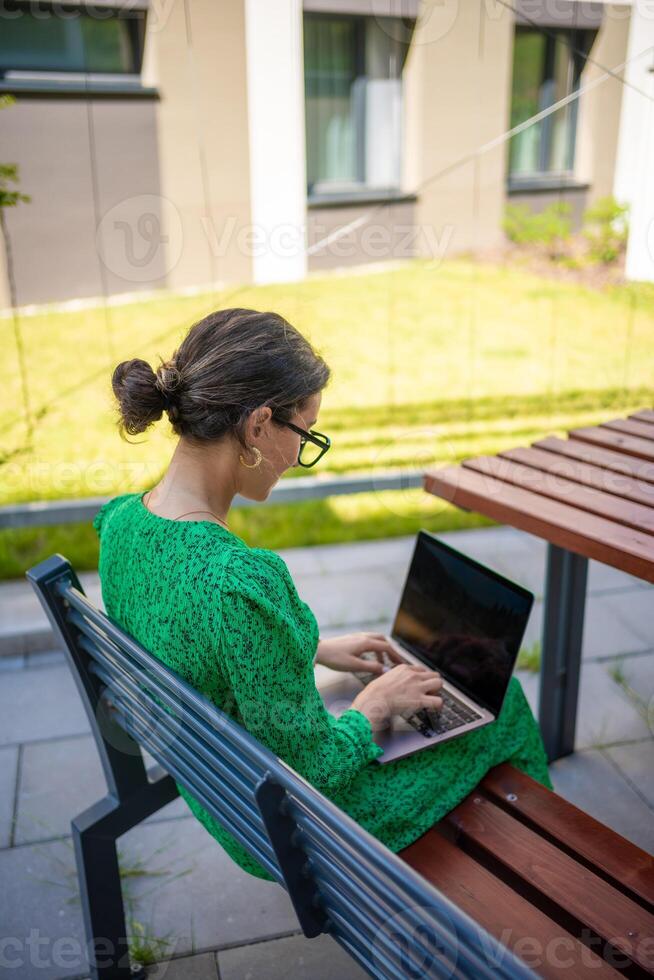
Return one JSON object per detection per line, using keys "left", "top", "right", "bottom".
{"left": 533, "top": 436, "right": 654, "bottom": 485}
{"left": 400, "top": 828, "right": 623, "bottom": 979}
{"left": 569, "top": 425, "right": 654, "bottom": 462}
{"left": 630, "top": 409, "right": 654, "bottom": 425}
{"left": 462, "top": 455, "right": 654, "bottom": 535}
{"left": 500, "top": 446, "right": 654, "bottom": 509}
{"left": 480, "top": 764, "right": 654, "bottom": 909}
{"left": 602, "top": 417, "right": 654, "bottom": 442}
{"left": 423, "top": 466, "right": 654, "bottom": 582}
{"left": 444, "top": 797, "right": 654, "bottom": 973}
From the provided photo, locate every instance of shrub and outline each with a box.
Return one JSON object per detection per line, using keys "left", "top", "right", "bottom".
{"left": 582, "top": 195, "right": 629, "bottom": 264}
{"left": 503, "top": 201, "right": 572, "bottom": 258}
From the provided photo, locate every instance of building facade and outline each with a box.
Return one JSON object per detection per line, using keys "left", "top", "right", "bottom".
{"left": 0, "top": 0, "right": 649, "bottom": 309}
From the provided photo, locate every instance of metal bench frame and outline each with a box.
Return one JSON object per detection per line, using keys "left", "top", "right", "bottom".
{"left": 27, "top": 554, "right": 535, "bottom": 980}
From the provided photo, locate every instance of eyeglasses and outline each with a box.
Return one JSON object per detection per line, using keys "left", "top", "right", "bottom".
{"left": 283, "top": 421, "right": 331, "bottom": 468}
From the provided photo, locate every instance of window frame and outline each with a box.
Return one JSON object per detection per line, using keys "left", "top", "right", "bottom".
{"left": 0, "top": 1, "right": 147, "bottom": 79}
{"left": 303, "top": 10, "right": 411, "bottom": 201}
{"left": 508, "top": 25, "right": 596, "bottom": 184}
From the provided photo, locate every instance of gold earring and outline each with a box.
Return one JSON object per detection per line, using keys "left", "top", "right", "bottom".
{"left": 239, "top": 446, "right": 262, "bottom": 468}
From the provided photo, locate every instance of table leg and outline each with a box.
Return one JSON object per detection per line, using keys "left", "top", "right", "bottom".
{"left": 538, "top": 544, "right": 588, "bottom": 762}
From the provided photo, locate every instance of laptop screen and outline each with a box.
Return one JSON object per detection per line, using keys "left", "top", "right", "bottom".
{"left": 391, "top": 532, "right": 534, "bottom": 717}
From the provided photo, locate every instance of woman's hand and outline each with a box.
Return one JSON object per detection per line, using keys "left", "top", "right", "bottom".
{"left": 315, "top": 632, "right": 405, "bottom": 674}
{"left": 352, "top": 664, "right": 444, "bottom": 732}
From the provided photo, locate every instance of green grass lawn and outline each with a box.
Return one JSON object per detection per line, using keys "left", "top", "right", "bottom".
{"left": 2, "top": 257, "right": 653, "bottom": 580}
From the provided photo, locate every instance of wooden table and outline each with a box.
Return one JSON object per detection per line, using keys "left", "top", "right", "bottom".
{"left": 424, "top": 410, "right": 654, "bottom": 760}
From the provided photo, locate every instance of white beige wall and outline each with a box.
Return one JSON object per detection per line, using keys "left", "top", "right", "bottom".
{"left": 147, "top": 0, "right": 253, "bottom": 292}
{"left": 244, "top": 0, "right": 307, "bottom": 283}
{"left": 576, "top": 3, "right": 631, "bottom": 204}
{"left": 0, "top": 96, "right": 163, "bottom": 308}
{"left": 403, "top": 0, "right": 514, "bottom": 258}
{"left": 614, "top": 0, "right": 654, "bottom": 280}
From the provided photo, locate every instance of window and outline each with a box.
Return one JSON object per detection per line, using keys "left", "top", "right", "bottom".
{"left": 303, "top": 13, "right": 410, "bottom": 199}
{"left": 0, "top": 2, "right": 146, "bottom": 77}
{"left": 508, "top": 27, "right": 595, "bottom": 181}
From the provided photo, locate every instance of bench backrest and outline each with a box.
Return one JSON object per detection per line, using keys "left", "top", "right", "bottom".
{"left": 27, "top": 553, "right": 535, "bottom": 980}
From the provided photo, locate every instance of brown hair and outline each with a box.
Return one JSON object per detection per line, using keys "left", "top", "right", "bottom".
{"left": 111, "top": 308, "right": 331, "bottom": 449}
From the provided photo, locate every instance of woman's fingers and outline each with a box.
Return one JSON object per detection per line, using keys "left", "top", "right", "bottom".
{"left": 356, "top": 657, "right": 385, "bottom": 674}
{"left": 423, "top": 695, "right": 443, "bottom": 710}
{"left": 359, "top": 635, "right": 405, "bottom": 664}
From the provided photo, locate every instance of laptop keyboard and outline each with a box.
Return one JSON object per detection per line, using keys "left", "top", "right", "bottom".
{"left": 353, "top": 651, "right": 482, "bottom": 738}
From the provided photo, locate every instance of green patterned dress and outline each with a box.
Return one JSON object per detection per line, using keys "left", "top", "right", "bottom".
{"left": 93, "top": 492, "right": 552, "bottom": 881}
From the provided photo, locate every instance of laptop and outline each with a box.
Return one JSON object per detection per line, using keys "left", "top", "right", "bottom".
{"left": 317, "top": 530, "right": 534, "bottom": 764}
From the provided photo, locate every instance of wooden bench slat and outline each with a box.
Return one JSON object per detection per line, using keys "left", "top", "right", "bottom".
{"left": 400, "top": 829, "right": 623, "bottom": 979}
{"left": 462, "top": 455, "right": 654, "bottom": 535}
{"left": 444, "top": 796, "right": 654, "bottom": 974}
{"left": 500, "top": 446, "right": 654, "bottom": 509}
{"left": 603, "top": 418, "right": 654, "bottom": 442}
{"left": 569, "top": 426, "right": 654, "bottom": 463}
{"left": 480, "top": 764, "right": 654, "bottom": 910}
{"left": 423, "top": 465, "right": 654, "bottom": 583}
{"left": 630, "top": 410, "right": 654, "bottom": 425}
{"left": 533, "top": 436, "right": 654, "bottom": 486}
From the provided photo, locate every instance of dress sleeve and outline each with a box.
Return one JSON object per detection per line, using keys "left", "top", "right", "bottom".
{"left": 215, "top": 549, "right": 383, "bottom": 799}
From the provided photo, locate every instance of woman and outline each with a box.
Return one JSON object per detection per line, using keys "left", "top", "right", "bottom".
{"left": 94, "top": 307, "right": 552, "bottom": 882}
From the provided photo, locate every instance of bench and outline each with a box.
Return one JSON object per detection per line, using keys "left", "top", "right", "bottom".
{"left": 27, "top": 554, "right": 654, "bottom": 979}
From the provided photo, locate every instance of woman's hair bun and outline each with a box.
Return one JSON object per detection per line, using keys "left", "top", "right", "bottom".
{"left": 111, "top": 358, "right": 168, "bottom": 437}
{"left": 110, "top": 307, "right": 331, "bottom": 445}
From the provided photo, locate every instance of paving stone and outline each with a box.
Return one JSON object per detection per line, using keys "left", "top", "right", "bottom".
{"left": 587, "top": 559, "right": 652, "bottom": 594}
{"left": 14, "top": 735, "right": 192, "bottom": 845}
{"left": 514, "top": 657, "right": 653, "bottom": 750}
{"left": 217, "top": 932, "right": 368, "bottom": 980}
{"left": 549, "top": 748, "right": 654, "bottom": 855}
{"left": 515, "top": 594, "right": 650, "bottom": 666}
{"left": 0, "top": 837, "right": 88, "bottom": 980}
{"left": 296, "top": 568, "right": 400, "bottom": 631}
{"left": 481, "top": 548, "right": 547, "bottom": 598}
{"left": 312, "top": 536, "right": 414, "bottom": 575}
{"left": 0, "top": 570, "right": 104, "bottom": 658}
{"left": 25, "top": 650, "right": 67, "bottom": 669}
{"left": 0, "top": 744, "right": 18, "bottom": 847}
{"left": 604, "top": 652, "right": 654, "bottom": 740}
{"left": 16, "top": 735, "right": 110, "bottom": 845}
{"left": 442, "top": 526, "right": 542, "bottom": 560}
{"left": 602, "top": 589, "right": 654, "bottom": 648}
{"left": 275, "top": 544, "right": 330, "bottom": 578}
{"left": 120, "top": 817, "right": 298, "bottom": 953}
{"left": 581, "top": 594, "right": 651, "bottom": 660}
{"left": 145, "top": 951, "right": 219, "bottom": 979}
{"left": 0, "top": 627, "right": 55, "bottom": 658}
{"left": 0, "top": 665, "right": 90, "bottom": 747}
{"left": 605, "top": 739, "right": 654, "bottom": 810}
